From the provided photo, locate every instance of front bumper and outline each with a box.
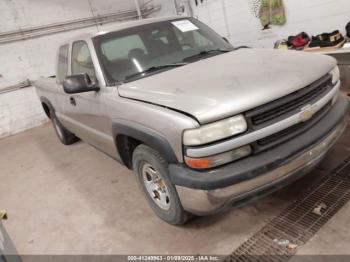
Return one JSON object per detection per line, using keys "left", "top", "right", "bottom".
{"left": 170, "top": 96, "right": 349, "bottom": 215}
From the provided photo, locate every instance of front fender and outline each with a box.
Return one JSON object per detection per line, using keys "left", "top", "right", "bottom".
{"left": 112, "top": 120, "right": 179, "bottom": 164}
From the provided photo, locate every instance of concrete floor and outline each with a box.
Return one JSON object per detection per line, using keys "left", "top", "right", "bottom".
{"left": 0, "top": 117, "right": 350, "bottom": 256}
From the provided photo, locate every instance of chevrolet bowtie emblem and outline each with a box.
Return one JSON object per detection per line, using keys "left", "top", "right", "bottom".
{"left": 299, "top": 104, "right": 318, "bottom": 122}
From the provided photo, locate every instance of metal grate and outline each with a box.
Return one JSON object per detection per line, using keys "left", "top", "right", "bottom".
{"left": 225, "top": 157, "right": 350, "bottom": 262}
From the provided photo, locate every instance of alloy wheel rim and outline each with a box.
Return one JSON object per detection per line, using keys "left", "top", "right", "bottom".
{"left": 141, "top": 162, "right": 171, "bottom": 210}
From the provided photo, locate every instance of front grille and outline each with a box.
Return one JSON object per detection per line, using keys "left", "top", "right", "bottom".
{"left": 246, "top": 74, "right": 333, "bottom": 128}
{"left": 244, "top": 74, "right": 335, "bottom": 153}
{"left": 254, "top": 102, "right": 332, "bottom": 153}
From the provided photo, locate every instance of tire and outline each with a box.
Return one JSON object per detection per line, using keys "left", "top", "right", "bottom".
{"left": 51, "top": 111, "right": 79, "bottom": 145}
{"left": 132, "top": 144, "right": 190, "bottom": 225}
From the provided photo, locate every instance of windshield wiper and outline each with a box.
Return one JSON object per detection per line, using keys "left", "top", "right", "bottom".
{"left": 125, "top": 63, "right": 187, "bottom": 81}
{"left": 183, "top": 49, "right": 230, "bottom": 62}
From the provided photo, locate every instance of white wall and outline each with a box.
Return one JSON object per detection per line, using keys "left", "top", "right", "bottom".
{"left": 0, "top": 0, "right": 147, "bottom": 139}
{"left": 1, "top": 0, "right": 349, "bottom": 139}
{"left": 0, "top": 0, "right": 144, "bottom": 89}
{"left": 0, "top": 87, "right": 47, "bottom": 138}
{"left": 190, "top": 0, "right": 350, "bottom": 48}
{"left": 0, "top": 0, "right": 139, "bottom": 31}
{"left": 149, "top": 0, "right": 175, "bottom": 17}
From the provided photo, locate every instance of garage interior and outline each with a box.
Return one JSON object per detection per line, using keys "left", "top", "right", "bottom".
{"left": 1, "top": 0, "right": 350, "bottom": 260}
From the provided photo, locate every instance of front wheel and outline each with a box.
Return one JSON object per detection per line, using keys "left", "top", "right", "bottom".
{"left": 51, "top": 111, "right": 79, "bottom": 145}
{"left": 132, "top": 145, "right": 191, "bottom": 225}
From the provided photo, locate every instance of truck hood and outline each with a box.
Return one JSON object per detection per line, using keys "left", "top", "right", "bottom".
{"left": 118, "top": 49, "right": 337, "bottom": 124}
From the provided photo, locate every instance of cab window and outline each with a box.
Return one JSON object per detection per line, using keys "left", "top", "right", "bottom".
{"left": 57, "top": 44, "right": 69, "bottom": 84}
{"left": 71, "top": 41, "right": 96, "bottom": 80}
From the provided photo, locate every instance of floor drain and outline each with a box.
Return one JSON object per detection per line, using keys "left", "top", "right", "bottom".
{"left": 226, "top": 157, "right": 350, "bottom": 262}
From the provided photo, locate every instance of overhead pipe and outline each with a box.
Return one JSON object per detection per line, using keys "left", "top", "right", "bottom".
{"left": 134, "top": 0, "right": 143, "bottom": 19}
{"left": 221, "top": 0, "right": 231, "bottom": 40}
{"left": 173, "top": 0, "right": 180, "bottom": 15}
{"left": 0, "top": 8, "right": 141, "bottom": 38}
{"left": 0, "top": 5, "right": 160, "bottom": 44}
{"left": 0, "top": 80, "right": 31, "bottom": 95}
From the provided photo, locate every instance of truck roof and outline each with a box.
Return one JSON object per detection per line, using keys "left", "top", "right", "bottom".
{"left": 66, "top": 16, "right": 185, "bottom": 43}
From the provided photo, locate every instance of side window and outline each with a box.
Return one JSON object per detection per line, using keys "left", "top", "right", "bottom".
{"left": 57, "top": 44, "right": 69, "bottom": 84}
{"left": 71, "top": 41, "right": 96, "bottom": 80}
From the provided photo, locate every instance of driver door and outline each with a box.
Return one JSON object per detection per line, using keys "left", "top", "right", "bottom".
{"left": 59, "top": 40, "right": 115, "bottom": 156}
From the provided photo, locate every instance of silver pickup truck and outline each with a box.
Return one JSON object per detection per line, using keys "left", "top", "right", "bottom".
{"left": 35, "top": 16, "right": 349, "bottom": 225}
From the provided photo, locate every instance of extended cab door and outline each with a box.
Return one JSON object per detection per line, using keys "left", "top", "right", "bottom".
{"left": 57, "top": 40, "right": 118, "bottom": 158}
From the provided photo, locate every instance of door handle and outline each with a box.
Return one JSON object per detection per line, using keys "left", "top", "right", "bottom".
{"left": 70, "top": 97, "right": 76, "bottom": 106}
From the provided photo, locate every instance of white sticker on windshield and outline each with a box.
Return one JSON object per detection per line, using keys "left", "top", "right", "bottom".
{"left": 172, "top": 20, "right": 199, "bottom": 32}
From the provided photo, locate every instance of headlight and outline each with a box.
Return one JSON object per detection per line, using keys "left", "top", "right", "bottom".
{"left": 183, "top": 115, "right": 247, "bottom": 146}
{"left": 185, "top": 145, "right": 252, "bottom": 169}
{"left": 331, "top": 66, "right": 340, "bottom": 85}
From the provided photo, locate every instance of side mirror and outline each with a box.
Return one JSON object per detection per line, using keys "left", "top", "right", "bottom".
{"left": 63, "top": 73, "right": 99, "bottom": 94}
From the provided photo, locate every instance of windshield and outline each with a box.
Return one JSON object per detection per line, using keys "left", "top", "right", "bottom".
{"left": 93, "top": 18, "right": 234, "bottom": 84}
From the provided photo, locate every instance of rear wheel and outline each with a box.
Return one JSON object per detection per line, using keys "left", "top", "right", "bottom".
{"left": 51, "top": 111, "right": 79, "bottom": 145}
{"left": 132, "top": 144, "right": 190, "bottom": 225}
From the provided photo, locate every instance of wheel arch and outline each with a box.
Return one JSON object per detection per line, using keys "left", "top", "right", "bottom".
{"left": 112, "top": 121, "right": 179, "bottom": 170}
{"left": 40, "top": 97, "right": 55, "bottom": 119}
